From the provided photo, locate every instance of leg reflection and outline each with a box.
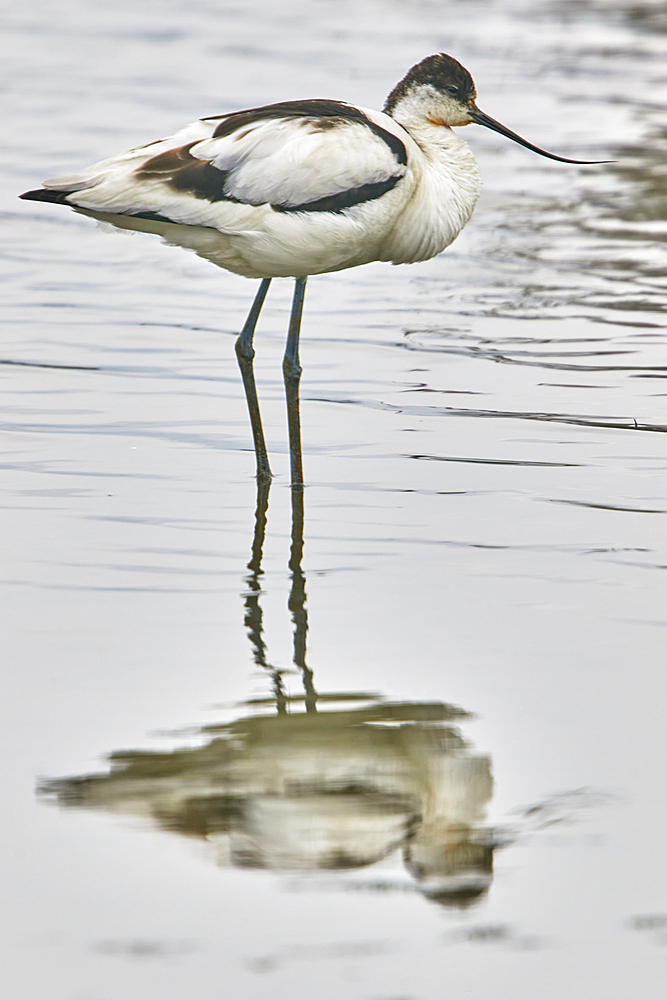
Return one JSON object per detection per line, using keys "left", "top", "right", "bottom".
{"left": 242, "top": 476, "right": 287, "bottom": 714}
{"left": 241, "top": 456, "right": 314, "bottom": 712}
{"left": 289, "top": 483, "right": 315, "bottom": 712}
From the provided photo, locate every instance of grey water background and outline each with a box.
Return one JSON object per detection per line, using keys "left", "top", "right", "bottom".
{"left": 3, "top": 0, "right": 667, "bottom": 997}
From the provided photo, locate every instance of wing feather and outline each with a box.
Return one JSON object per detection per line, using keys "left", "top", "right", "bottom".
{"left": 25, "top": 103, "right": 409, "bottom": 226}
{"left": 188, "top": 112, "right": 406, "bottom": 208}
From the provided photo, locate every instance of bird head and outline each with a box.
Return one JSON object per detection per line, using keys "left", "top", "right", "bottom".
{"left": 385, "top": 53, "right": 607, "bottom": 165}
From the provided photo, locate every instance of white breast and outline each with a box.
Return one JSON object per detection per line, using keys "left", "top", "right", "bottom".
{"left": 379, "top": 124, "right": 481, "bottom": 265}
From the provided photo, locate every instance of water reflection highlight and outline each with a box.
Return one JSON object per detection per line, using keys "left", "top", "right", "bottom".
{"left": 41, "top": 479, "right": 494, "bottom": 909}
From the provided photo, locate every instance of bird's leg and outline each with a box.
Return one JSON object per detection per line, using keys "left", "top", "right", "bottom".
{"left": 283, "top": 276, "right": 307, "bottom": 487}
{"left": 235, "top": 278, "right": 272, "bottom": 480}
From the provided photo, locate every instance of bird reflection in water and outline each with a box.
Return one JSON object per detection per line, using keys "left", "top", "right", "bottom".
{"left": 40, "top": 481, "right": 495, "bottom": 908}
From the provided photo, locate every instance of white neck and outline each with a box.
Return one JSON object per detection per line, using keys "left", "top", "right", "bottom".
{"left": 387, "top": 85, "right": 473, "bottom": 135}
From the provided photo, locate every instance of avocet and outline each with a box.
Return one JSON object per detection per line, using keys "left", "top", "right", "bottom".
{"left": 21, "top": 53, "right": 603, "bottom": 483}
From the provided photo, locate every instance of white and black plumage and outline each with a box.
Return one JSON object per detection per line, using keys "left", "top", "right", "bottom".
{"left": 20, "top": 53, "right": 602, "bottom": 483}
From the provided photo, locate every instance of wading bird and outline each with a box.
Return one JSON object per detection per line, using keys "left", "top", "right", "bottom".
{"left": 20, "top": 53, "right": 603, "bottom": 485}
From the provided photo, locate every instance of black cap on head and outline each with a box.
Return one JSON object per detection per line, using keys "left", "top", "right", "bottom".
{"left": 384, "top": 53, "right": 476, "bottom": 113}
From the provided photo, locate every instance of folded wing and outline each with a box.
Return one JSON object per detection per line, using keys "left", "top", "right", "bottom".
{"left": 23, "top": 101, "right": 409, "bottom": 227}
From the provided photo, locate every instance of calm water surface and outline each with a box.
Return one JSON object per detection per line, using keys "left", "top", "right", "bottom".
{"left": 2, "top": 1, "right": 667, "bottom": 998}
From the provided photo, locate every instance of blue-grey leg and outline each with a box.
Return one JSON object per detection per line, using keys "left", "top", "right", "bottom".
{"left": 283, "top": 276, "right": 307, "bottom": 487}
{"left": 235, "top": 278, "right": 272, "bottom": 480}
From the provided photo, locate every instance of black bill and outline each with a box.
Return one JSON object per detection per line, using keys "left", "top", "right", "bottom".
{"left": 469, "top": 107, "right": 609, "bottom": 164}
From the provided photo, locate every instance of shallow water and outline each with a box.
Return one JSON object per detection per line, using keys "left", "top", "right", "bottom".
{"left": 2, "top": 1, "right": 667, "bottom": 997}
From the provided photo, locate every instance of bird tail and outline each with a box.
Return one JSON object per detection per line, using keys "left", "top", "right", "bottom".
{"left": 19, "top": 188, "right": 73, "bottom": 204}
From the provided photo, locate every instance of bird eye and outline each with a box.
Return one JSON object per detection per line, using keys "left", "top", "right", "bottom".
{"left": 445, "top": 85, "right": 459, "bottom": 96}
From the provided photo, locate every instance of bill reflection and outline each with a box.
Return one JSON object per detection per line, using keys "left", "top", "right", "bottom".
{"left": 40, "top": 483, "right": 495, "bottom": 909}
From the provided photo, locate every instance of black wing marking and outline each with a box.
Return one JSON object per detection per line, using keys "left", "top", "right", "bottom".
{"left": 273, "top": 176, "right": 402, "bottom": 214}
{"left": 136, "top": 142, "right": 236, "bottom": 203}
